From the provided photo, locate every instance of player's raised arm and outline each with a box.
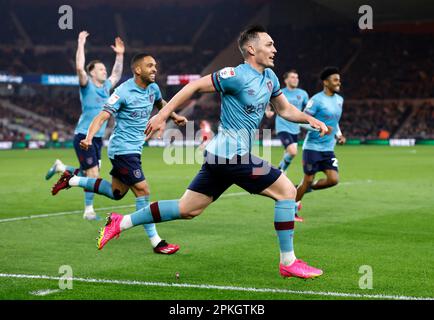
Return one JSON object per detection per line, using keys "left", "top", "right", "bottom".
{"left": 271, "top": 93, "right": 329, "bottom": 137}
{"left": 76, "top": 31, "right": 89, "bottom": 87}
{"left": 145, "top": 74, "right": 215, "bottom": 140}
{"left": 108, "top": 37, "right": 125, "bottom": 87}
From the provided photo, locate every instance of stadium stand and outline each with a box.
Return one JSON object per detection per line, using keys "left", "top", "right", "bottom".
{"left": 0, "top": 0, "right": 433, "bottom": 142}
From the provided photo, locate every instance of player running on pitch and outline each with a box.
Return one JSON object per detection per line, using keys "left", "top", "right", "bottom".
{"left": 45, "top": 31, "right": 124, "bottom": 220}
{"left": 295, "top": 67, "right": 346, "bottom": 220}
{"left": 275, "top": 70, "right": 309, "bottom": 173}
{"left": 97, "top": 26, "right": 330, "bottom": 279}
{"left": 51, "top": 53, "right": 187, "bottom": 255}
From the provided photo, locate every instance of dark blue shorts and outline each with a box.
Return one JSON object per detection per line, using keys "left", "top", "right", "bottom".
{"left": 109, "top": 154, "right": 145, "bottom": 186}
{"left": 277, "top": 132, "right": 298, "bottom": 148}
{"left": 73, "top": 133, "right": 103, "bottom": 170}
{"left": 302, "top": 149, "right": 338, "bottom": 175}
{"left": 188, "top": 151, "right": 281, "bottom": 201}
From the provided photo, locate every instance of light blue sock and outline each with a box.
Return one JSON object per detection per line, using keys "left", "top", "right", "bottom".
{"left": 137, "top": 196, "right": 158, "bottom": 238}
{"left": 130, "top": 200, "right": 181, "bottom": 226}
{"left": 279, "top": 153, "right": 292, "bottom": 171}
{"left": 274, "top": 199, "right": 295, "bottom": 253}
{"left": 84, "top": 191, "right": 94, "bottom": 207}
{"left": 77, "top": 177, "right": 114, "bottom": 199}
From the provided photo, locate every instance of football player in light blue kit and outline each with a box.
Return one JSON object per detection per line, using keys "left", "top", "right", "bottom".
{"left": 295, "top": 67, "right": 346, "bottom": 217}
{"left": 52, "top": 53, "right": 187, "bottom": 255}
{"left": 274, "top": 70, "right": 308, "bottom": 172}
{"left": 46, "top": 31, "right": 124, "bottom": 220}
{"left": 97, "top": 26, "right": 329, "bottom": 279}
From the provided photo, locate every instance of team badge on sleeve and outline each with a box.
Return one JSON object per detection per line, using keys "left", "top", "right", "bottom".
{"left": 107, "top": 93, "right": 120, "bottom": 105}
{"left": 219, "top": 67, "right": 235, "bottom": 79}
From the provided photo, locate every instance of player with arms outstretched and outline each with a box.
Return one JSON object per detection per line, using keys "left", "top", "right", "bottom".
{"left": 96, "top": 26, "right": 329, "bottom": 279}
{"left": 52, "top": 53, "right": 187, "bottom": 254}
{"left": 295, "top": 67, "right": 346, "bottom": 219}
{"left": 46, "top": 31, "right": 124, "bottom": 220}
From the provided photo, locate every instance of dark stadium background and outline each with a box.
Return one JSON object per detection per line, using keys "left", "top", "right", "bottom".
{"left": 0, "top": 0, "right": 433, "bottom": 147}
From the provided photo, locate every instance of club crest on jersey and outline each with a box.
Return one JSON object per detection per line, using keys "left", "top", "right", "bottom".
{"left": 133, "top": 169, "right": 142, "bottom": 179}
{"left": 86, "top": 157, "right": 93, "bottom": 165}
{"left": 266, "top": 81, "right": 273, "bottom": 93}
{"left": 219, "top": 67, "right": 235, "bottom": 79}
{"left": 149, "top": 94, "right": 155, "bottom": 104}
{"left": 107, "top": 93, "right": 120, "bottom": 105}
{"left": 297, "top": 95, "right": 301, "bottom": 100}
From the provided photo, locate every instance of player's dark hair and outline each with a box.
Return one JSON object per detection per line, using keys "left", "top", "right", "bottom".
{"left": 283, "top": 69, "right": 298, "bottom": 79}
{"left": 320, "top": 66, "right": 339, "bottom": 81}
{"left": 238, "top": 25, "right": 268, "bottom": 57}
{"left": 130, "top": 53, "right": 152, "bottom": 72}
{"left": 86, "top": 60, "right": 103, "bottom": 74}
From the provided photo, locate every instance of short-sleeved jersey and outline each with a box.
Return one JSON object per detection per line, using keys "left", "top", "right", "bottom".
{"left": 207, "top": 63, "right": 282, "bottom": 159}
{"left": 75, "top": 79, "right": 112, "bottom": 138}
{"left": 302, "top": 91, "right": 343, "bottom": 152}
{"left": 103, "top": 78, "right": 162, "bottom": 159}
{"left": 275, "top": 87, "right": 309, "bottom": 135}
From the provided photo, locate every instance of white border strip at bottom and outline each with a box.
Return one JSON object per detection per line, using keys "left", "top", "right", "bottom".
{"left": 0, "top": 273, "right": 432, "bottom": 300}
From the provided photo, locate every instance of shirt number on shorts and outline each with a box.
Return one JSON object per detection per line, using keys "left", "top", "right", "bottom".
{"left": 332, "top": 158, "right": 339, "bottom": 168}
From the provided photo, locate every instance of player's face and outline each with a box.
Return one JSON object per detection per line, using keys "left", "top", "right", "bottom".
{"left": 285, "top": 73, "right": 299, "bottom": 88}
{"left": 325, "top": 74, "right": 341, "bottom": 93}
{"left": 137, "top": 56, "right": 158, "bottom": 83}
{"left": 254, "top": 32, "right": 277, "bottom": 68}
{"left": 91, "top": 63, "right": 107, "bottom": 82}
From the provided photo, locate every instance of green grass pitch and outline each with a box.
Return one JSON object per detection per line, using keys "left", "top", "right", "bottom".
{"left": 0, "top": 146, "right": 433, "bottom": 300}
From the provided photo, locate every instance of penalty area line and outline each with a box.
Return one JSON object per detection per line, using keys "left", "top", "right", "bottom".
{"left": 0, "top": 273, "right": 432, "bottom": 300}
{"left": 0, "top": 192, "right": 248, "bottom": 224}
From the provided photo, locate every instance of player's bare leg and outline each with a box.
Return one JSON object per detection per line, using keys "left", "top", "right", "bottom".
{"left": 178, "top": 190, "right": 213, "bottom": 218}
{"left": 311, "top": 169, "right": 339, "bottom": 190}
{"left": 131, "top": 180, "right": 180, "bottom": 254}
{"left": 296, "top": 174, "right": 315, "bottom": 202}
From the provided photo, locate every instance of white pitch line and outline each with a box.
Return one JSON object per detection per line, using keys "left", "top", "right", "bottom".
{"left": 0, "top": 192, "right": 248, "bottom": 224}
{"left": 0, "top": 273, "right": 432, "bottom": 300}
{"left": 29, "top": 289, "right": 61, "bottom": 296}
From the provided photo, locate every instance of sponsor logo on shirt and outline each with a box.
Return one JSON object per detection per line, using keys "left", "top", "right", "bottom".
{"left": 244, "top": 103, "right": 266, "bottom": 114}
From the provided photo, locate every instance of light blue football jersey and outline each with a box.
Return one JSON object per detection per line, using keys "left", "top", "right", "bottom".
{"left": 275, "top": 87, "right": 309, "bottom": 135}
{"left": 302, "top": 91, "right": 343, "bottom": 152}
{"left": 75, "top": 79, "right": 112, "bottom": 137}
{"left": 103, "top": 78, "right": 162, "bottom": 159}
{"left": 206, "top": 63, "right": 282, "bottom": 159}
